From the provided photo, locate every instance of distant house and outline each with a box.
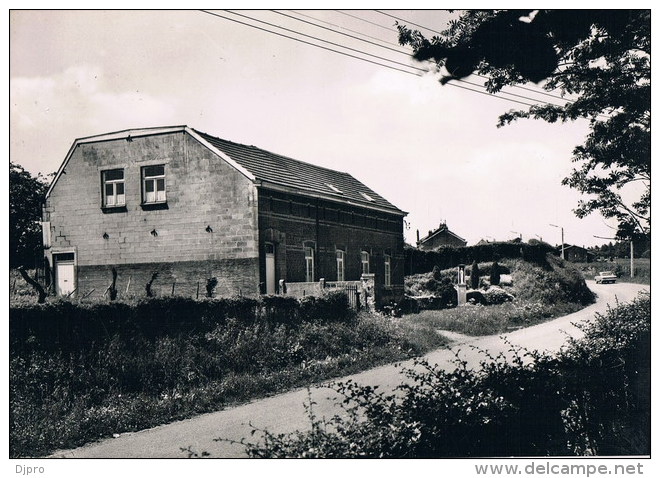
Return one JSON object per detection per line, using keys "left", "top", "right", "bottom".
{"left": 561, "top": 244, "right": 595, "bottom": 263}
{"left": 42, "top": 126, "right": 406, "bottom": 306}
{"left": 417, "top": 222, "right": 467, "bottom": 250}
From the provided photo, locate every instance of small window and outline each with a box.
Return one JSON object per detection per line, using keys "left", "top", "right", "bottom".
{"left": 336, "top": 249, "right": 345, "bottom": 282}
{"left": 305, "top": 245, "right": 315, "bottom": 282}
{"left": 102, "top": 169, "right": 125, "bottom": 207}
{"left": 361, "top": 251, "right": 370, "bottom": 275}
{"left": 384, "top": 254, "right": 392, "bottom": 287}
{"left": 142, "top": 165, "right": 166, "bottom": 204}
{"left": 325, "top": 183, "right": 343, "bottom": 194}
{"left": 360, "top": 192, "right": 375, "bottom": 202}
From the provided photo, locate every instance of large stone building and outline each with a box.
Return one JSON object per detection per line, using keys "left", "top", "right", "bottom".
{"left": 42, "top": 126, "right": 406, "bottom": 306}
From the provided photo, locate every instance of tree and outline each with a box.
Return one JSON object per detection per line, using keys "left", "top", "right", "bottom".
{"left": 469, "top": 260, "right": 479, "bottom": 289}
{"left": 490, "top": 260, "right": 501, "bottom": 286}
{"left": 398, "top": 10, "right": 650, "bottom": 238}
{"left": 9, "top": 162, "right": 50, "bottom": 268}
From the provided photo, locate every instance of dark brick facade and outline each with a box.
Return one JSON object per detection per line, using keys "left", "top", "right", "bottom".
{"left": 257, "top": 189, "right": 405, "bottom": 304}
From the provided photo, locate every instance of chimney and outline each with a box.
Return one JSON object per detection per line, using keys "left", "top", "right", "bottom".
{"left": 416, "top": 229, "right": 420, "bottom": 243}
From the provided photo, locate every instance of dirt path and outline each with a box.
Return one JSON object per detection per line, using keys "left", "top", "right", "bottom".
{"left": 50, "top": 281, "right": 647, "bottom": 458}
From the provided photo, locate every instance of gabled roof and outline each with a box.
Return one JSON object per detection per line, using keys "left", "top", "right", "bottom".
{"left": 419, "top": 224, "right": 467, "bottom": 245}
{"left": 193, "top": 129, "right": 403, "bottom": 215}
{"left": 47, "top": 125, "right": 405, "bottom": 216}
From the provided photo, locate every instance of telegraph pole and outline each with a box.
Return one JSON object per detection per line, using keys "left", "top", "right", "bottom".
{"left": 550, "top": 224, "right": 564, "bottom": 259}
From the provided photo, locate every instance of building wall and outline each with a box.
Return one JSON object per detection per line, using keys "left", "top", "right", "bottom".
{"left": 257, "top": 189, "right": 405, "bottom": 305}
{"left": 44, "top": 131, "right": 260, "bottom": 297}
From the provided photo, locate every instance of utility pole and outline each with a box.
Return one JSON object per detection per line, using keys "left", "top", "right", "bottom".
{"left": 594, "top": 235, "right": 634, "bottom": 278}
{"left": 550, "top": 224, "right": 564, "bottom": 259}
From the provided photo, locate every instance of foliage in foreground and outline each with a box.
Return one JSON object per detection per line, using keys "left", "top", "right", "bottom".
{"left": 9, "top": 310, "right": 445, "bottom": 458}
{"left": 236, "top": 293, "right": 650, "bottom": 457}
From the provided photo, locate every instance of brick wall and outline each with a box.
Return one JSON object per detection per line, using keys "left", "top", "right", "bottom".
{"left": 45, "top": 131, "right": 259, "bottom": 295}
{"left": 258, "top": 189, "right": 405, "bottom": 305}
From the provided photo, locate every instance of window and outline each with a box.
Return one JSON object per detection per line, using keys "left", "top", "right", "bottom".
{"left": 361, "top": 251, "right": 370, "bottom": 275}
{"left": 142, "top": 165, "right": 166, "bottom": 203}
{"left": 325, "top": 183, "right": 343, "bottom": 194}
{"left": 384, "top": 254, "right": 392, "bottom": 287}
{"left": 102, "top": 169, "right": 125, "bottom": 207}
{"left": 360, "top": 192, "right": 375, "bottom": 202}
{"left": 336, "top": 249, "right": 345, "bottom": 282}
{"left": 305, "top": 245, "right": 315, "bottom": 282}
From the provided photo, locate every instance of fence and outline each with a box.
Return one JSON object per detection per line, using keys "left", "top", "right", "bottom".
{"left": 284, "top": 279, "right": 363, "bottom": 310}
{"left": 324, "top": 281, "right": 361, "bottom": 309}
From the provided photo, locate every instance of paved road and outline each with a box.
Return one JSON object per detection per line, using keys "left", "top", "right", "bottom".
{"left": 50, "top": 281, "right": 648, "bottom": 458}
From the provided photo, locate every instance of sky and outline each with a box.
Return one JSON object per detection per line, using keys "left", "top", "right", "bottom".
{"left": 8, "top": 8, "right": 628, "bottom": 248}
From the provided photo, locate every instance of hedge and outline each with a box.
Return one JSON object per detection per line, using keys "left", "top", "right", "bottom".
{"left": 405, "top": 242, "right": 556, "bottom": 275}
{"left": 9, "top": 290, "right": 354, "bottom": 352}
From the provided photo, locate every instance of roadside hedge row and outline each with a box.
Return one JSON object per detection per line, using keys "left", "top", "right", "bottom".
{"left": 405, "top": 242, "right": 556, "bottom": 275}
{"left": 241, "top": 292, "right": 651, "bottom": 457}
{"left": 9, "top": 290, "right": 353, "bottom": 351}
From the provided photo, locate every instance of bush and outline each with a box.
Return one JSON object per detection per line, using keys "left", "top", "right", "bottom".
{"left": 10, "top": 291, "right": 355, "bottom": 353}
{"left": 482, "top": 287, "right": 514, "bottom": 305}
{"left": 490, "top": 260, "right": 501, "bottom": 286}
{"left": 10, "top": 308, "right": 447, "bottom": 458}
{"left": 469, "top": 261, "right": 479, "bottom": 289}
{"left": 238, "top": 294, "right": 650, "bottom": 457}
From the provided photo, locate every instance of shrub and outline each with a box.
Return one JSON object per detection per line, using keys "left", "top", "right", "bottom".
{"left": 9, "top": 291, "right": 355, "bottom": 353}
{"left": 238, "top": 294, "right": 650, "bottom": 457}
{"left": 482, "top": 287, "right": 514, "bottom": 305}
{"left": 490, "top": 261, "right": 501, "bottom": 286}
{"left": 469, "top": 261, "right": 479, "bottom": 289}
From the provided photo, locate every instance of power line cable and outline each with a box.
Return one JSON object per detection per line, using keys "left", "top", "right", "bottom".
{"left": 289, "top": 10, "right": 410, "bottom": 53}
{"left": 200, "top": 10, "right": 422, "bottom": 77}
{"left": 373, "top": 10, "right": 576, "bottom": 102}
{"left": 374, "top": 10, "right": 445, "bottom": 35}
{"left": 225, "top": 10, "right": 428, "bottom": 72}
{"left": 200, "top": 10, "right": 582, "bottom": 111}
{"left": 272, "top": 10, "right": 411, "bottom": 57}
{"left": 334, "top": 10, "right": 398, "bottom": 32}
{"left": 278, "top": 10, "right": 568, "bottom": 106}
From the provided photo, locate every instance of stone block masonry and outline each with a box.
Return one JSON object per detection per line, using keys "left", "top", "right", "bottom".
{"left": 78, "top": 258, "right": 259, "bottom": 299}
{"left": 44, "top": 131, "right": 260, "bottom": 297}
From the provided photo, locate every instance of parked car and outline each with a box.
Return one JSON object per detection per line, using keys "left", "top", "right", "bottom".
{"left": 595, "top": 271, "right": 617, "bottom": 284}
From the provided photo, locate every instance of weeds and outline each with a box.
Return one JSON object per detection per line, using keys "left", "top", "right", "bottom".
{"left": 234, "top": 293, "right": 650, "bottom": 457}
{"left": 9, "top": 310, "right": 446, "bottom": 458}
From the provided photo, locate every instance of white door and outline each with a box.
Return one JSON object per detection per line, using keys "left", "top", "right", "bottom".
{"left": 265, "top": 243, "right": 276, "bottom": 294}
{"left": 56, "top": 261, "right": 75, "bottom": 296}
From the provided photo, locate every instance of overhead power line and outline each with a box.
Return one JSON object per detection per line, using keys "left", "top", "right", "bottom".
{"left": 287, "top": 10, "right": 410, "bottom": 53}
{"left": 199, "top": 10, "right": 579, "bottom": 111}
{"left": 200, "top": 10, "right": 421, "bottom": 77}
{"left": 370, "top": 10, "right": 577, "bottom": 101}
{"left": 225, "top": 10, "right": 427, "bottom": 73}
{"left": 272, "top": 10, "right": 411, "bottom": 57}
{"left": 333, "top": 10, "right": 399, "bottom": 33}
{"left": 374, "top": 10, "right": 446, "bottom": 36}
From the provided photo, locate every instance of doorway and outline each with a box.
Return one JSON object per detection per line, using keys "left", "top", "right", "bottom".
{"left": 54, "top": 252, "right": 76, "bottom": 296}
{"left": 265, "top": 243, "right": 275, "bottom": 294}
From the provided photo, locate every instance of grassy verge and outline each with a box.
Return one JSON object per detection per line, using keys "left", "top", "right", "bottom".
{"left": 572, "top": 258, "right": 650, "bottom": 285}
{"left": 405, "top": 301, "right": 585, "bottom": 336}
{"left": 403, "top": 254, "right": 595, "bottom": 336}
{"left": 10, "top": 312, "right": 445, "bottom": 458}
{"left": 238, "top": 293, "right": 650, "bottom": 458}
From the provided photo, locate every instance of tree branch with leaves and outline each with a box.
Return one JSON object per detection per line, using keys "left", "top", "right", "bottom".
{"left": 398, "top": 10, "right": 650, "bottom": 239}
